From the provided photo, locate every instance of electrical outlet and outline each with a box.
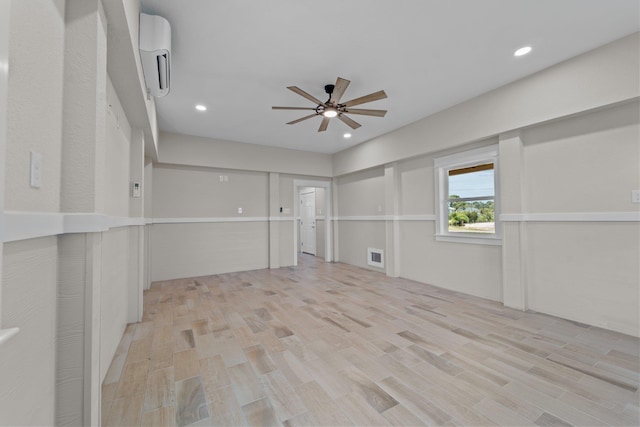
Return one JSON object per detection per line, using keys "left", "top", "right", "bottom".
{"left": 632, "top": 190, "right": 640, "bottom": 203}
{"left": 238, "top": 207, "right": 243, "bottom": 214}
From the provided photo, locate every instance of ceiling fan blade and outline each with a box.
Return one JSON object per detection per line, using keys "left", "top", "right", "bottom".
{"left": 287, "top": 86, "right": 325, "bottom": 106}
{"left": 287, "top": 113, "right": 318, "bottom": 125}
{"left": 343, "top": 108, "right": 387, "bottom": 117}
{"left": 318, "top": 117, "right": 330, "bottom": 132}
{"left": 338, "top": 114, "right": 361, "bottom": 129}
{"left": 342, "top": 90, "right": 387, "bottom": 107}
{"left": 330, "top": 77, "right": 350, "bottom": 105}
{"left": 272, "top": 106, "right": 317, "bottom": 111}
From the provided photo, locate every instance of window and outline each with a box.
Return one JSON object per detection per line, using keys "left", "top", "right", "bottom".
{"left": 434, "top": 145, "right": 501, "bottom": 245}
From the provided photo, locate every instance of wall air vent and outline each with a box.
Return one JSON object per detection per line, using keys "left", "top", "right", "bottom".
{"left": 367, "top": 248, "right": 384, "bottom": 268}
{"left": 139, "top": 13, "right": 171, "bottom": 97}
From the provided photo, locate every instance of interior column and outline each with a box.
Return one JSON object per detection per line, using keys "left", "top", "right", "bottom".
{"left": 499, "top": 132, "right": 528, "bottom": 310}
{"left": 269, "top": 172, "right": 280, "bottom": 268}
{"left": 58, "top": 0, "right": 108, "bottom": 424}
{"left": 384, "top": 162, "right": 401, "bottom": 277}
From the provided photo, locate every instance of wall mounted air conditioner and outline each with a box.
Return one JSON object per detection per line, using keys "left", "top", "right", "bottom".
{"left": 139, "top": 13, "right": 171, "bottom": 97}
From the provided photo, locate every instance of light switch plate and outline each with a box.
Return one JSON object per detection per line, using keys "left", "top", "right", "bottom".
{"left": 30, "top": 151, "right": 43, "bottom": 188}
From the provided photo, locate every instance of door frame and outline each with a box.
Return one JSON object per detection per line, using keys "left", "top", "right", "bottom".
{"left": 293, "top": 179, "right": 332, "bottom": 265}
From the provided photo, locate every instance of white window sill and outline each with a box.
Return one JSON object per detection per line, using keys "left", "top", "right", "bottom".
{"left": 435, "top": 234, "right": 502, "bottom": 246}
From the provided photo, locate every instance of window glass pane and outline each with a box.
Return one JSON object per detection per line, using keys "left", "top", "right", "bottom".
{"left": 448, "top": 164, "right": 494, "bottom": 199}
{"left": 448, "top": 164, "right": 494, "bottom": 233}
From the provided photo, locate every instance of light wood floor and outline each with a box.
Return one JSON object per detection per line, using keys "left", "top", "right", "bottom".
{"left": 102, "top": 254, "right": 640, "bottom": 426}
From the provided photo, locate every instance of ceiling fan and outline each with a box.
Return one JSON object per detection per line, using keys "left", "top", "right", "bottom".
{"left": 272, "top": 77, "right": 387, "bottom": 132}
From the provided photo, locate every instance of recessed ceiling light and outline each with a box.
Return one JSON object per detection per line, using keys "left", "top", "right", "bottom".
{"left": 195, "top": 104, "right": 207, "bottom": 111}
{"left": 514, "top": 46, "right": 532, "bottom": 57}
{"left": 343, "top": 133, "right": 352, "bottom": 139}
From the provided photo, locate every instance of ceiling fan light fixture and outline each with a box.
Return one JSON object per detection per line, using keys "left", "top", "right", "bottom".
{"left": 323, "top": 108, "right": 338, "bottom": 118}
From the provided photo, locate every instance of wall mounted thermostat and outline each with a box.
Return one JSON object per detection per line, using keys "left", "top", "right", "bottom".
{"left": 132, "top": 181, "right": 141, "bottom": 198}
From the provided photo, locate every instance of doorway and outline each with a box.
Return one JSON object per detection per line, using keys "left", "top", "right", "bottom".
{"left": 292, "top": 179, "right": 332, "bottom": 266}
{"left": 300, "top": 189, "right": 316, "bottom": 255}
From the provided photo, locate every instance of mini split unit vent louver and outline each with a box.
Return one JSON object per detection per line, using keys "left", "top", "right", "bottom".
{"left": 139, "top": 13, "right": 171, "bottom": 97}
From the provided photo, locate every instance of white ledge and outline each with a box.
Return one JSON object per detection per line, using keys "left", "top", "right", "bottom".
{"left": 500, "top": 212, "right": 640, "bottom": 222}
{"left": 152, "top": 217, "right": 269, "bottom": 224}
{"left": 0, "top": 328, "right": 19, "bottom": 346}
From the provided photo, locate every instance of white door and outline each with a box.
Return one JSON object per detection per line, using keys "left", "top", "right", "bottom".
{"left": 300, "top": 191, "right": 316, "bottom": 255}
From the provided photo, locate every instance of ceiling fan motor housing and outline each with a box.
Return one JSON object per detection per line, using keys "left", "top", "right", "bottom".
{"left": 324, "top": 84, "right": 335, "bottom": 96}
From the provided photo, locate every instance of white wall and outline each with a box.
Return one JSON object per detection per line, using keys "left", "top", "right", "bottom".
{"left": 0, "top": 1, "right": 65, "bottom": 425}
{"left": 151, "top": 164, "right": 270, "bottom": 281}
{"left": 100, "top": 75, "right": 134, "bottom": 382}
{"left": 150, "top": 163, "right": 333, "bottom": 280}
{"left": 334, "top": 33, "right": 639, "bottom": 176}
{"left": 520, "top": 102, "right": 639, "bottom": 335}
{"left": 1, "top": 237, "right": 58, "bottom": 426}
{"left": 335, "top": 167, "right": 387, "bottom": 272}
{"left": 158, "top": 131, "right": 333, "bottom": 177}
{"left": 396, "top": 149, "right": 503, "bottom": 300}
{"left": 1, "top": 1, "right": 155, "bottom": 425}
{"left": 331, "top": 35, "right": 639, "bottom": 336}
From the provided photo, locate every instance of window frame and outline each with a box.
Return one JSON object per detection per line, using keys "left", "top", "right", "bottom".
{"left": 434, "top": 145, "right": 501, "bottom": 245}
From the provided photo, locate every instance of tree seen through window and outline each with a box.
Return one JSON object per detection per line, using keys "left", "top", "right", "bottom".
{"left": 447, "top": 163, "right": 495, "bottom": 233}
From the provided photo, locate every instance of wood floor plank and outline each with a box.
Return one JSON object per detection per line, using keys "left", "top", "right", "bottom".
{"left": 241, "top": 397, "right": 280, "bottom": 427}
{"left": 260, "top": 369, "right": 308, "bottom": 422}
{"left": 173, "top": 349, "right": 200, "bottom": 382}
{"left": 140, "top": 406, "right": 176, "bottom": 427}
{"left": 114, "top": 359, "right": 149, "bottom": 399}
{"left": 104, "top": 393, "right": 145, "bottom": 427}
{"left": 143, "top": 366, "right": 175, "bottom": 412}
{"left": 295, "top": 381, "right": 354, "bottom": 426}
{"left": 101, "top": 254, "right": 640, "bottom": 427}
{"left": 473, "top": 397, "right": 535, "bottom": 426}
{"left": 206, "top": 385, "right": 246, "bottom": 426}
{"left": 379, "top": 375, "right": 450, "bottom": 425}
{"left": 381, "top": 403, "right": 428, "bottom": 426}
{"left": 175, "top": 376, "right": 209, "bottom": 427}
{"left": 198, "top": 355, "right": 231, "bottom": 401}
{"left": 244, "top": 344, "right": 277, "bottom": 375}
{"left": 226, "top": 361, "right": 266, "bottom": 406}
{"left": 341, "top": 366, "right": 399, "bottom": 413}
{"left": 282, "top": 410, "right": 321, "bottom": 427}
{"left": 337, "top": 392, "right": 393, "bottom": 426}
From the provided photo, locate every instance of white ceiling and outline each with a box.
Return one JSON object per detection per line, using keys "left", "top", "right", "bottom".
{"left": 139, "top": 0, "right": 639, "bottom": 155}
